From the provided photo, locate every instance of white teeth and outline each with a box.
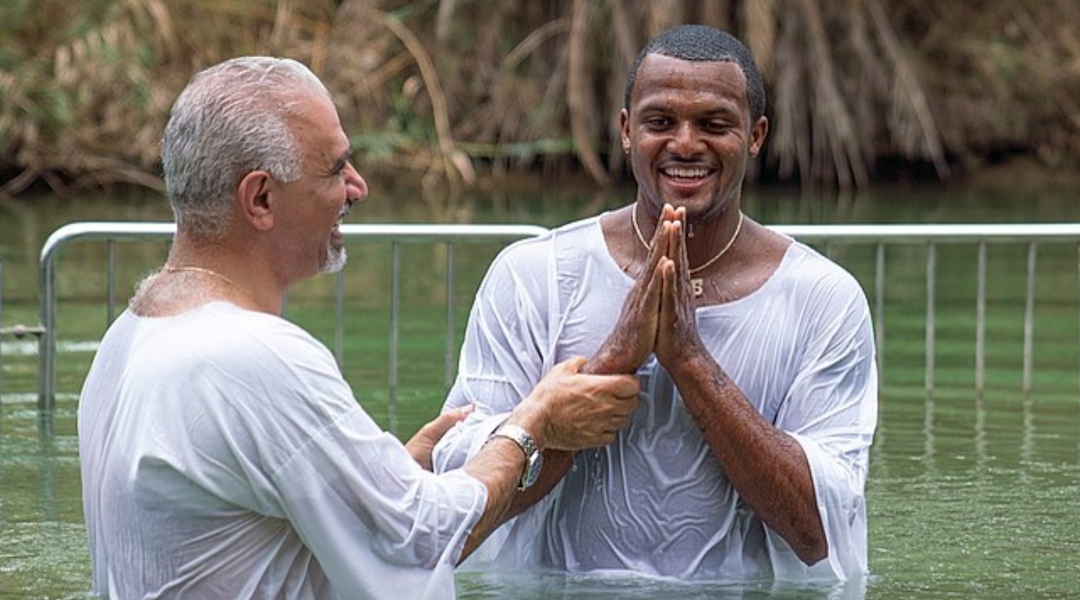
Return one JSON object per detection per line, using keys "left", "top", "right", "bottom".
{"left": 665, "top": 167, "right": 708, "bottom": 178}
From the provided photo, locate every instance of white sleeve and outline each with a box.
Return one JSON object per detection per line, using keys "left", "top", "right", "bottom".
{"left": 272, "top": 409, "right": 486, "bottom": 600}
{"left": 770, "top": 272, "right": 878, "bottom": 580}
{"left": 433, "top": 240, "right": 553, "bottom": 473}
{"left": 243, "top": 327, "right": 488, "bottom": 599}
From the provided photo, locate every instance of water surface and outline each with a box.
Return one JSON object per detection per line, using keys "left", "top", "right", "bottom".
{"left": 2, "top": 184, "right": 1079, "bottom": 599}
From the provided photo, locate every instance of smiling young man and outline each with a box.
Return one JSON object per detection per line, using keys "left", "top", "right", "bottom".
{"left": 433, "top": 25, "right": 878, "bottom": 581}
{"left": 77, "top": 56, "right": 640, "bottom": 600}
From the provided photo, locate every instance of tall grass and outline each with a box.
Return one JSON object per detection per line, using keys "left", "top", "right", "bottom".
{"left": 2, "top": 0, "right": 1079, "bottom": 197}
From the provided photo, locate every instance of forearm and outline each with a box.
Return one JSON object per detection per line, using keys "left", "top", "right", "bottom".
{"left": 457, "top": 437, "right": 529, "bottom": 562}
{"left": 504, "top": 449, "right": 573, "bottom": 519}
{"left": 673, "top": 354, "right": 827, "bottom": 564}
{"left": 457, "top": 407, "right": 574, "bottom": 560}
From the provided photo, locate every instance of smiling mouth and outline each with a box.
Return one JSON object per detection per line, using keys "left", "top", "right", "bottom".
{"left": 662, "top": 166, "right": 711, "bottom": 180}
{"left": 334, "top": 200, "right": 355, "bottom": 227}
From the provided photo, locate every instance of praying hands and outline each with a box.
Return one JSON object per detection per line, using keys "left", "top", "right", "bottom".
{"left": 585, "top": 203, "right": 709, "bottom": 377}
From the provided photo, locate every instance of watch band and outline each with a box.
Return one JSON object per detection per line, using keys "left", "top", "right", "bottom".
{"left": 487, "top": 423, "right": 543, "bottom": 490}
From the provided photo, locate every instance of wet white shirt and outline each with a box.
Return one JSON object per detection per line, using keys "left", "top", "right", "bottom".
{"left": 78, "top": 302, "right": 486, "bottom": 600}
{"left": 433, "top": 215, "right": 877, "bottom": 581}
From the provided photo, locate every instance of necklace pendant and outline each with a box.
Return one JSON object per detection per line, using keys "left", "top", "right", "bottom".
{"left": 691, "top": 278, "right": 704, "bottom": 298}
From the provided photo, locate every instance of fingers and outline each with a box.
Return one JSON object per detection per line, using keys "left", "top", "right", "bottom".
{"left": 527, "top": 363, "right": 641, "bottom": 451}
{"left": 554, "top": 355, "right": 587, "bottom": 375}
{"left": 406, "top": 405, "right": 474, "bottom": 471}
{"left": 418, "top": 405, "right": 473, "bottom": 444}
{"left": 555, "top": 358, "right": 641, "bottom": 398}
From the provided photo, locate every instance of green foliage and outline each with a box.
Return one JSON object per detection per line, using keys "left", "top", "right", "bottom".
{"left": 2, "top": 0, "right": 1079, "bottom": 195}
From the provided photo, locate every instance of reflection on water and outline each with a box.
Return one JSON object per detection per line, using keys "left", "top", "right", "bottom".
{"left": 457, "top": 570, "right": 866, "bottom": 600}
{"left": 867, "top": 386, "right": 1080, "bottom": 599}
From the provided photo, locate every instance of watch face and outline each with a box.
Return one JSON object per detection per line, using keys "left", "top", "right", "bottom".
{"left": 520, "top": 452, "right": 544, "bottom": 490}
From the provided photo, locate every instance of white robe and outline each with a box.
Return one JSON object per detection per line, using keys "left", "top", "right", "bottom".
{"left": 79, "top": 302, "right": 486, "bottom": 600}
{"left": 433, "top": 215, "right": 878, "bottom": 581}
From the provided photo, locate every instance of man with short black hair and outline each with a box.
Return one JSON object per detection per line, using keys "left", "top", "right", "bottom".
{"left": 434, "top": 25, "right": 877, "bottom": 580}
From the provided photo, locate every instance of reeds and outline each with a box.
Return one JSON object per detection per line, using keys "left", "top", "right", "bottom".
{"left": 1, "top": 0, "right": 1078, "bottom": 197}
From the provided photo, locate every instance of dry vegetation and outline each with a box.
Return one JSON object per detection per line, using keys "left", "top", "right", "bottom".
{"left": 1, "top": 0, "right": 1078, "bottom": 197}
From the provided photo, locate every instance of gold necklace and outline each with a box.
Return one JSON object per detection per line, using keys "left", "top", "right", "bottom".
{"left": 163, "top": 265, "right": 251, "bottom": 301}
{"left": 631, "top": 205, "right": 745, "bottom": 297}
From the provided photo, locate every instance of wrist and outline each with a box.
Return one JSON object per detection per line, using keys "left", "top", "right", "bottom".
{"left": 504, "top": 404, "right": 547, "bottom": 452}
{"left": 587, "top": 343, "right": 643, "bottom": 375}
{"left": 664, "top": 344, "right": 714, "bottom": 381}
{"left": 485, "top": 423, "right": 544, "bottom": 490}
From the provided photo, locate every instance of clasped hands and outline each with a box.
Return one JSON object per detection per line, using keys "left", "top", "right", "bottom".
{"left": 590, "top": 203, "right": 707, "bottom": 376}
{"left": 407, "top": 203, "right": 704, "bottom": 469}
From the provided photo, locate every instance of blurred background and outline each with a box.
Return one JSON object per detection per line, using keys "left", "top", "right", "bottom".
{"left": 2, "top": 0, "right": 1079, "bottom": 199}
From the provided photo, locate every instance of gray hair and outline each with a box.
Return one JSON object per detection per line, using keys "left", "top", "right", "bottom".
{"left": 161, "top": 56, "right": 332, "bottom": 238}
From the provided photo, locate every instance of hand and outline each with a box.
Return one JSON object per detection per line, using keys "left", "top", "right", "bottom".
{"left": 510, "top": 356, "right": 639, "bottom": 451}
{"left": 586, "top": 206, "right": 673, "bottom": 375}
{"left": 405, "top": 404, "right": 474, "bottom": 471}
{"left": 654, "top": 205, "right": 708, "bottom": 370}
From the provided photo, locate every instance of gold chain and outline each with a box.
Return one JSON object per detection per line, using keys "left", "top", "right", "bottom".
{"left": 163, "top": 265, "right": 246, "bottom": 294}
{"left": 630, "top": 205, "right": 744, "bottom": 275}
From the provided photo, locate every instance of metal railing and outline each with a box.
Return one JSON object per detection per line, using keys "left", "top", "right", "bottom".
{"left": 1, "top": 255, "right": 4, "bottom": 403}
{"left": 37, "top": 222, "right": 549, "bottom": 419}
{"left": 34, "top": 221, "right": 1080, "bottom": 413}
{"left": 778, "top": 223, "right": 1080, "bottom": 399}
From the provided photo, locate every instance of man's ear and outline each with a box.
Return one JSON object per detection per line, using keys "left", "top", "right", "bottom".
{"left": 236, "top": 170, "right": 275, "bottom": 231}
{"left": 748, "top": 116, "right": 769, "bottom": 158}
{"left": 619, "top": 109, "right": 631, "bottom": 153}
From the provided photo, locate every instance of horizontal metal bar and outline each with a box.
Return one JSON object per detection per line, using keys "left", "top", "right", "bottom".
{"left": 39, "top": 222, "right": 550, "bottom": 257}
{"left": 772, "top": 223, "right": 1080, "bottom": 243}
{"left": 41, "top": 222, "right": 1080, "bottom": 260}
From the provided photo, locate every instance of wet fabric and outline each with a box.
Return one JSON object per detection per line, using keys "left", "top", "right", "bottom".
{"left": 79, "top": 302, "right": 485, "bottom": 600}
{"left": 433, "top": 214, "right": 877, "bottom": 581}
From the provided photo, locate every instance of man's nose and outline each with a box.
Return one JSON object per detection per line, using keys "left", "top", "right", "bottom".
{"left": 669, "top": 122, "right": 702, "bottom": 156}
{"left": 344, "top": 161, "right": 368, "bottom": 200}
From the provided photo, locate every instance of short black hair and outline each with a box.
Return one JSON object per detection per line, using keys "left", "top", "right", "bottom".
{"left": 624, "top": 24, "right": 766, "bottom": 122}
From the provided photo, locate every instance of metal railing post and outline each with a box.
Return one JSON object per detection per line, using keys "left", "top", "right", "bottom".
{"left": 976, "top": 242, "right": 987, "bottom": 395}
{"left": 874, "top": 243, "right": 885, "bottom": 380}
{"left": 925, "top": 243, "right": 937, "bottom": 399}
{"left": 334, "top": 269, "right": 345, "bottom": 364}
{"left": 40, "top": 238, "right": 58, "bottom": 411}
{"left": 388, "top": 242, "right": 401, "bottom": 434}
{"left": 1, "top": 255, "right": 4, "bottom": 408}
{"left": 107, "top": 241, "right": 117, "bottom": 325}
{"left": 444, "top": 244, "right": 456, "bottom": 391}
{"left": 1023, "top": 242, "right": 1037, "bottom": 395}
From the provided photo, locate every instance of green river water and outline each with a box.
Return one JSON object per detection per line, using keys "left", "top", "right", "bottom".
{"left": 2, "top": 182, "right": 1079, "bottom": 599}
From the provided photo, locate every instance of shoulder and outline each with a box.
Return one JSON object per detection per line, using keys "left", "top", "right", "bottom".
{"left": 480, "top": 215, "right": 605, "bottom": 287}
{"left": 188, "top": 306, "right": 359, "bottom": 436}
{"left": 772, "top": 241, "right": 871, "bottom": 319}
{"left": 494, "top": 215, "right": 603, "bottom": 265}
{"left": 784, "top": 241, "right": 864, "bottom": 291}
{"left": 158, "top": 304, "right": 341, "bottom": 390}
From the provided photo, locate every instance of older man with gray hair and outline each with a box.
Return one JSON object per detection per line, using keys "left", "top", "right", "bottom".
{"left": 77, "top": 56, "right": 640, "bottom": 600}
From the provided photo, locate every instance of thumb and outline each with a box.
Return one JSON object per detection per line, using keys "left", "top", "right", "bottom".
{"left": 557, "top": 355, "right": 588, "bottom": 374}
{"left": 425, "top": 404, "right": 475, "bottom": 438}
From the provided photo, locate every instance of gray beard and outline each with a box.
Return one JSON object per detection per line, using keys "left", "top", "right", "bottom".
{"left": 320, "top": 243, "right": 347, "bottom": 273}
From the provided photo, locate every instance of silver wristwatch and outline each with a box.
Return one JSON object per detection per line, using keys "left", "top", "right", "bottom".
{"left": 488, "top": 423, "right": 543, "bottom": 491}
